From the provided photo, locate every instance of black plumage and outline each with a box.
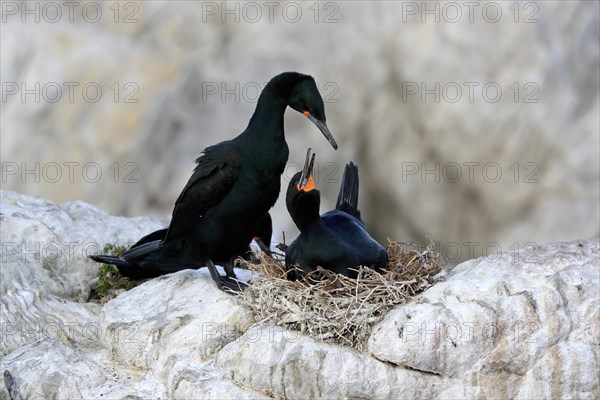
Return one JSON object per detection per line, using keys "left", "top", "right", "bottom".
{"left": 285, "top": 150, "right": 387, "bottom": 278}
{"left": 239, "top": 212, "right": 273, "bottom": 260}
{"left": 91, "top": 72, "right": 337, "bottom": 290}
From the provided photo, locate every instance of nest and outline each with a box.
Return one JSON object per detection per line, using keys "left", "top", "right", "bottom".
{"left": 237, "top": 239, "right": 444, "bottom": 350}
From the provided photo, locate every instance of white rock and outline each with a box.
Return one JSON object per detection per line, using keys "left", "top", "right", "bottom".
{"left": 368, "top": 239, "right": 600, "bottom": 398}
{"left": 168, "top": 361, "right": 269, "bottom": 400}
{"left": 99, "top": 268, "right": 255, "bottom": 370}
{"left": 0, "top": 190, "right": 165, "bottom": 301}
{"left": 0, "top": 281, "right": 101, "bottom": 359}
{"left": 0, "top": 190, "right": 261, "bottom": 398}
{"left": 0, "top": 190, "right": 164, "bottom": 356}
{"left": 1, "top": 191, "right": 598, "bottom": 399}
{"left": 0, "top": 338, "right": 155, "bottom": 399}
{"left": 214, "top": 324, "right": 456, "bottom": 400}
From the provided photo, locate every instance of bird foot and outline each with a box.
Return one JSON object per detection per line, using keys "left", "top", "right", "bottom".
{"left": 219, "top": 276, "right": 248, "bottom": 293}
{"left": 206, "top": 260, "right": 248, "bottom": 293}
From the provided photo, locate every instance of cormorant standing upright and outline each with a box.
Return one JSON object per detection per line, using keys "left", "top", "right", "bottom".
{"left": 91, "top": 72, "right": 337, "bottom": 290}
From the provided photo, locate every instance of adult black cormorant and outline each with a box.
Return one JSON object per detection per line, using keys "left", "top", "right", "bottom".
{"left": 285, "top": 149, "right": 387, "bottom": 278}
{"left": 91, "top": 72, "right": 337, "bottom": 290}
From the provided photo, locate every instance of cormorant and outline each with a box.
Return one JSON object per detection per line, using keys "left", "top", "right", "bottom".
{"left": 91, "top": 72, "right": 337, "bottom": 291}
{"left": 285, "top": 149, "right": 387, "bottom": 278}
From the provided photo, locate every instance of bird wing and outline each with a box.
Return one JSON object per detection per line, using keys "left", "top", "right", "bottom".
{"left": 165, "top": 141, "right": 242, "bottom": 241}
{"left": 129, "top": 228, "right": 168, "bottom": 249}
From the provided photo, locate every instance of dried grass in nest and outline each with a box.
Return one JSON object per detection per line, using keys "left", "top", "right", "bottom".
{"left": 237, "top": 238, "right": 444, "bottom": 350}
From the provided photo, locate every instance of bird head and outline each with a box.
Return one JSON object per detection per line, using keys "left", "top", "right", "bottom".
{"left": 296, "top": 147, "right": 317, "bottom": 192}
{"left": 286, "top": 148, "right": 321, "bottom": 230}
{"left": 285, "top": 74, "right": 338, "bottom": 150}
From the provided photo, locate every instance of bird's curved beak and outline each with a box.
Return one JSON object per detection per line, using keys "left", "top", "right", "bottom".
{"left": 298, "top": 148, "right": 316, "bottom": 192}
{"left": 304, "top": 112, "right": 338, "bottom": 150}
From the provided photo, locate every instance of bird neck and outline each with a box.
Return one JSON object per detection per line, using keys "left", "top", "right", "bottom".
{"left": 296, "top": 214, "right": 326, "bottom": 232}
{"left": 290, "top": 194, "right": 322, "bottom": 231}
{"left": 246, "top": 82, "right": 288, "bottom": 140}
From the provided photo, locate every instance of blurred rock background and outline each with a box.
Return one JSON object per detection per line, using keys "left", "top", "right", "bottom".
{"left": 1, "top": 1, "right": 599, "bottom": 263}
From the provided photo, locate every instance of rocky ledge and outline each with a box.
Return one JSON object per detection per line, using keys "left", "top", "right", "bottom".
{"left": 0, "top": 190, "right": 598, "bottom": 399}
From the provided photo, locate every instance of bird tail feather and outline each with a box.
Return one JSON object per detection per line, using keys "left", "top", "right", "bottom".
{"left": 89, "top": 255, "right": 130, "bottom": 268}
{"left": 336, "top": 162, "right": 361, "bottom": 218}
